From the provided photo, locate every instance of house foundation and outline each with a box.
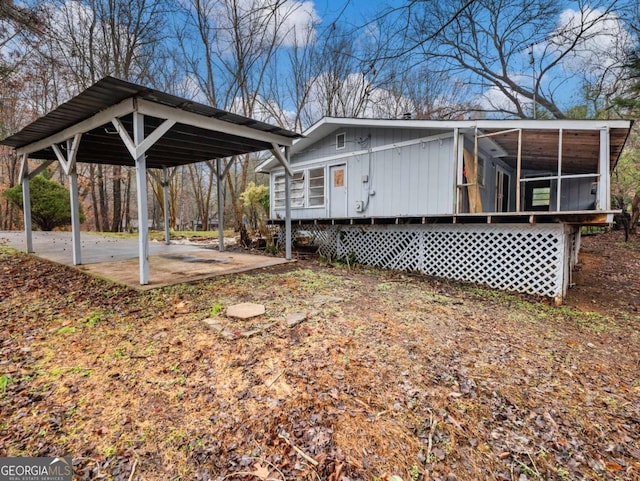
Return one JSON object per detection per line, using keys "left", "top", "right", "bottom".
{"left": 281, "top": 223, "right": 581, "bottom": 303}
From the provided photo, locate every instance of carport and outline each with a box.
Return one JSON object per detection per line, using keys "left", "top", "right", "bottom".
{"left": 1, "top": 77, "right": 301, "bottom": 285}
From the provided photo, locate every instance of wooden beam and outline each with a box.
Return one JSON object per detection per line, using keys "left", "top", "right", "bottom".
{"left": 463, "top": 148, "right": 483, "bottom": 213}
{"left": 136, "top": 99, "right": 294, "bottom": 147}
{"left": 17, "top": 98, "right": 135, "bottom": 156}
{"left": 270, "top": 144, "right": 294, "bottom": 176}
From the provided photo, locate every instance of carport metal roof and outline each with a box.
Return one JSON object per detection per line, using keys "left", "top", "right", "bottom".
{"left": 1, "top": 76, "right": 300, "bottom": 286}
{"left": 1, "top": 76, "right": 301, "bottom": 168}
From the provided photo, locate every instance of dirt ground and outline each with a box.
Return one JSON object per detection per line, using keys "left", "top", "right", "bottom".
{"left": 567, "top": 230, "right": 640, "bottom": 314}
{"left": 0, "top": 231, "right": 639, "bottom": 481}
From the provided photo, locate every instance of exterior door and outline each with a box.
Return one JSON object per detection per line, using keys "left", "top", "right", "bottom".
{"left": 496, "top": 168, "right": 510, "bottom": 212}
{"left": 329, "top": 164, "right": 347, "bottom": 217}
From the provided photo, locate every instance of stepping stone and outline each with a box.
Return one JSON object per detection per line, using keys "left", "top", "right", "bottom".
{"left": 311, "top": 295, "right": 343, "bottom": 307}
{"left": 286, "top": 312, "right": 307, "bottom": 328}
{"left": 202, "top": 318, "right": 236, "bottom": 340}
{"left": 227, "top": 302, "right": 265, "bottom": 319}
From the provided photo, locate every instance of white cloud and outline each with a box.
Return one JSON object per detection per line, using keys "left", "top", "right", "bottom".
{"left": 476, "top": 84, "right": 533, "bottom": 117}
{"left": 173, "top": 74, "right": 210, "bottom": 104}
{"left": 547, "top": 7, "right": 632, "bottom": 82}
{"left": 303, "top": 71, "right": 416, "bottom": 121}
{"left": 212, "top": 0, "right": 320, "bottom": 49}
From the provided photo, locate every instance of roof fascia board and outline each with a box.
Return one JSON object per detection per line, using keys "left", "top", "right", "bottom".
{"left": 475, "top": 119, "right": 633, "bottom": 130}
{"left": 304, "top": 117, "right": 477, "bottom": 133}
{"left": 16, "top": 98, "right": 136, "bottom": 156}
{"left": 255, "top": 156, "right": 274, "bottom": 173}
{"left": 136, "top": 99, "right": 294, "bottom": 147}
{"left": 311, "top": 117, "right": 632, "bottom": 132}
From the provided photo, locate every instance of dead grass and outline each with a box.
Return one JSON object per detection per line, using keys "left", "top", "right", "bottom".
{"left": 0, "top": 239, "right": 639, "bottom": 480}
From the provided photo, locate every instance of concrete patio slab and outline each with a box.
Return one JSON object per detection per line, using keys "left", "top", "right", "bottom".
{"left": 0, "top": 231, "right": 288, "bottom": 289}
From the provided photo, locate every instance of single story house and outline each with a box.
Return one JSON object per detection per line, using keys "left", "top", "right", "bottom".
{"left": 257, "top": 117, "right": 633, "bottom": 302}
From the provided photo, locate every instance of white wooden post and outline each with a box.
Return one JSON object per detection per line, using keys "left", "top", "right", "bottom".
{"left": 453, "top": 129, "right": 462, "bottom": 214}
{"left": 284, "top": 146, "right": 292, "bottom": 260}
{"left": 516, "top": 129, "right": 522, "bottom": 212}
{"left": 162, "top": 166, "right": 171, "bottom": 245}
{"left": 22, "top": 175, "right": 33, "bottom": 253}
{"left": 217, "top": 158, "right": 225, "bottom": 252}
{"left": 134, "top": 112, "right": 149, "bottom": 285}
{"left": 69, "top": 168, "right": 82, "bottom": 264}
{"left": 597, "top": 127, "right": 610, "bottom": 211}
{"left": 556, "top": 129, "right": 563, "bottom": 212}
{"left": 66, "top": 138, "right": 82, "bottom": 264}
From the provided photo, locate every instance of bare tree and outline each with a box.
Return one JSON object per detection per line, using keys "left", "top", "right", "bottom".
{"left": 28, "top": 0, "right": 174, "bottom": 231}
{"left": 393, "top": 0, "right": 630, "bottom": 119}
{"left": 178, "top": 0, "right": 319, "bottom": 229}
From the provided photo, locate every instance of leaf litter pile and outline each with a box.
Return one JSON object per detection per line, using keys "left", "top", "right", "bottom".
{"left": 1, "top": 233, "right": 639, "bottom": 481}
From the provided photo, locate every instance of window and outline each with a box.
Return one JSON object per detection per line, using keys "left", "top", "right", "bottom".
{"left": 273, "top": 168, "right": 325, "bottom": 209}
{"left": 308, "top": 167, "right": 325, "bottom": 206}
{"left": 336, "top": 132, "right": 346, "bottom": 150}
{"left": 273, "top": 172, "right": 305, "bottom": 209}
{"left": 531, "top": 187, "right": 551, "bottom": 207}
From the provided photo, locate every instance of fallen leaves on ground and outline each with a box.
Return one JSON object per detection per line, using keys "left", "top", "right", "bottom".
{"left": 0, "top": 231, "right": 639, "bottom": 480}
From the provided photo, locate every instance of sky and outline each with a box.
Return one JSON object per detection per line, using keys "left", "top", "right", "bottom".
{"left": 5, "top": 0, "right": 636, "bottom": 123}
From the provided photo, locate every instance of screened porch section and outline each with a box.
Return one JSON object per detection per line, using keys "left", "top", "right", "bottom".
{"left": 457, "top": 124, "right": 629, "bottom": 220}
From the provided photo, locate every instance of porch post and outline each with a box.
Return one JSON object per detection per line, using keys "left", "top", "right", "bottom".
{"left": 216, "top": 157, "right": 225, "bottom": 252}
{"left": 284, "top": 146, "right": 292, "bottom": 260}
{"left": 162, "top": 166, "right": 171, "bottom": 245}
{"left": 21, "top": 176, "right": 33, "bottom": 253}
{"left": 597, "top": 127, "right": 610, "bottom": 211}
{"left": 556, "top": 129, "right": 563, "bottom": 212}
{"left": 516, "top": 129, "right": 522, "bottom": 212}
{"left": 134, "top": 112, "right": 149, "bottom": 285}
{"left": 453, "top": 128, "right": 461, "bottom": 214}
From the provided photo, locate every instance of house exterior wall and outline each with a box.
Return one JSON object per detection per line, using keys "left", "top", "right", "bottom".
{"left": 269, "top": 124, "right": 612, "bottom": 219}
{"left": 271, "top": 128, "right": 456, "bottom": 219}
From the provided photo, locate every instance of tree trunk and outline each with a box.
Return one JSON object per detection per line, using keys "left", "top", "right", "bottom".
{"left": 124, "top": 169, "right": 132, "bottom": 231}
{"left": 630, "top": 191, "right": 640, "bottom": 235}
{"left": 111, "top": 165, "right": 122, "bottom": 231}
{"left": 97, "top": 165, "right": 109, "bottom": 232}
{"left": 89, "top": 164, "right": 101, "bottom": 231}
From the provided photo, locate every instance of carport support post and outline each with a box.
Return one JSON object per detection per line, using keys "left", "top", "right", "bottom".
{"left": 21, "top": 175, "right": 33, "bottom": 253}
{"left": 134, "top": 112, "right": 149, "bottom": 285}
{"left": 69, "top": 168, "right": 82, "bottom": 264}
{"left": 284, "top": 146, "right": 292, "bottom": 260}
{"left": 162, "top": 166, "right": 170, "bottom": 245}
{"left": 216, "top": 157, "right": 225, "bottom": 252}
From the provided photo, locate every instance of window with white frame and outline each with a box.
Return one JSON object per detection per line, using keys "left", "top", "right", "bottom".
{"left": 336, "top": 132, "right": 346, "bottom": 150}
{"left": 308, "top": 167, "right": 325, "bottom": 206}
{"left": 273, "top": 172, "right": 305, "bottom": 209}
{"left": 273, "top": 168, "right": 325, "bottom": 209}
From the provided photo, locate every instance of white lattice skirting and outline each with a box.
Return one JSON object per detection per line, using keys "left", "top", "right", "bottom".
{"left": 283, "top": 223, "right": 578, "bottom": 301}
